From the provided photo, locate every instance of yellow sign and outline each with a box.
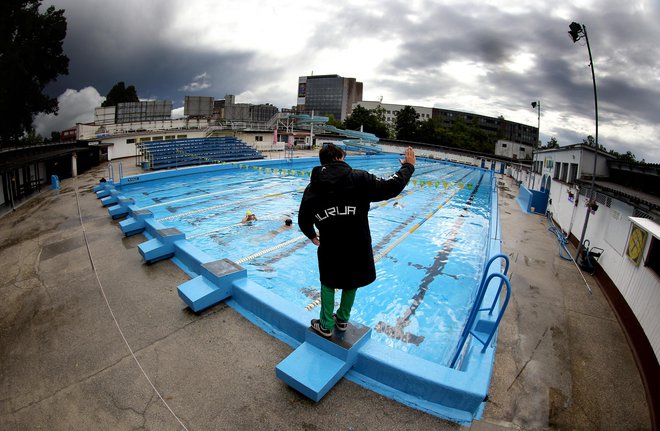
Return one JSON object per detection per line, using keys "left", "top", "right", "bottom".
{"left": 626, "top": 224, "right": 648, "bottom": 266}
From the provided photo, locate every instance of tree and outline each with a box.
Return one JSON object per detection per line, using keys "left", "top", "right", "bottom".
{"left": 0, "top": 0, "right": 69, "bottom": 146}
{"left": 581, "top": 135, "right": 596, "bottom": 147}
{"left": 545, "top": 137, "right": 559, "bottom": 149}
{"left": 394, "top": 106, "right": 419, "bottom": 141}
{"left": 102, "top": 81, "right": 139, "bottom": 107}
{"left": 324, "top": 113, "right": 342, "bottom": 128}
{"left": 343, "top": 105, "right": 390, "bottom": 138}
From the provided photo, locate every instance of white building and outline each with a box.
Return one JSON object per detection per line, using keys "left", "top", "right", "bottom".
{"left": 495, "top": 139, "right": 532, "bottom": 160}
{"left": 524, "top": 145, "right": 660, "bottom": 368}
{"left": 351, "top": 101, "right": 433, "bottom": 125}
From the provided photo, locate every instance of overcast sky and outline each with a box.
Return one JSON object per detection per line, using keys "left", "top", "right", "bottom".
{"left": 35, "top": 0, "right": 660, "bottom": 163}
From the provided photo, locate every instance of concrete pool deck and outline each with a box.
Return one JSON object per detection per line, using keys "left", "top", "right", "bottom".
{"left": 0, "top": 157, "right": 652, "bottom": 430}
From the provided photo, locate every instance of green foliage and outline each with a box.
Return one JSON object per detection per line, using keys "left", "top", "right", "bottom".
{"left": 343, "top": 105, "right": 390, "bottom": 138}
{"left": 324, "top": 113, "right": 342, "bottom": 128}
{"left": 0, "top": 0, "right": 69, "bottom": 146}
{"left": 20, "top": 128, "right": 44, "bottom": 146}
{"left": 544, "top": 137, "right": 559, "bottom": 149}
{"left": 582, "top": 135, "right": 642, "bottom": 164}
{"left": 415, "top": 116, "right": 495, "bottom": 154}
{"left": 394, "top": 106, "right": 419, "bottom": 141}
{"left": 102, "top": 81, "right": 139, "bottom": 107}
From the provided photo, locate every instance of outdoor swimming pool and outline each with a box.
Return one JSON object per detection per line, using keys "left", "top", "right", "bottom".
{"left": 98, "top": 152, "right": 506, "bottom": 424}
{"left": 118, "top": 155, "right": 491, "bottom": 365}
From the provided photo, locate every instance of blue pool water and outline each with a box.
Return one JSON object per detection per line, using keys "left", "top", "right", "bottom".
{"left": 117, "top": 154, "right": 493, "bottom": 366}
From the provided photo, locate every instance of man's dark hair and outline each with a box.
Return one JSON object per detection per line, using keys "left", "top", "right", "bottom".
{"left": 285, "top": 218, "right": 293, "bottom": 226}
{"left": 319, "top": 143, "right": 345, "bottom": 165}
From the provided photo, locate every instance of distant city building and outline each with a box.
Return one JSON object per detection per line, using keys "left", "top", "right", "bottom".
{"left": 184, "top": 96, "right": 214, "bottom": 117}
{"left": 353, "top": 101, "right": 538, "bottom": 148}
{"left": 214, "top": 94, "right": 278, "bottom": 123}
{"left": 115, "top": 100, "right": 172, "bottom": 124}
{"left": 297, "top": 74, "right": 363, "bottom": 121}
{"left": 353, "top": 101, "right": 433, "bottom": 123}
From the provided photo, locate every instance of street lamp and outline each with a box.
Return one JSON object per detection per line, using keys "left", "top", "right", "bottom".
{"left": 569, "top": 21, "right": 599, "bottom": 288}
{"left": 530, "top": 100, "right": 540, "bottom": 189}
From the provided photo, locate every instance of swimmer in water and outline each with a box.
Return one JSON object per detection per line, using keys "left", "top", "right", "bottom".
{"left": 241, "top": 211, "right": 258, "bottom": 224}
{"left": 393, "top": 201, "right": 404, "bottom": 209}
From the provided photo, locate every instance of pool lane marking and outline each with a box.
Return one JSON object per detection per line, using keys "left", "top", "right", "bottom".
{"left": 194, "top": 167, "right": 462, "bottom": 263}
{"left": 304, "top": 171, "right": 478, "bottom": 311}
{"left": 142, "top": 184, "right": 255, "bottom": 209}
{"left": 235, "top": 235, "right": 308, "bottom": 265}
{"left": 144, "top": 172, "right": 302, "bottom": 209}
{"left": 187, "top": 211, "right": 289, "bottom": 239}
{"left": 146, "top": 161, "right": 457, "bottom": 214}
{"left": 374, "top": 173, "right": 485, "bottom": 346}
{"left": 373, "top": 171, "right": 479, "bottom": 263}
{"left": 156, "top": 187, "right": 305, "bottom": 222}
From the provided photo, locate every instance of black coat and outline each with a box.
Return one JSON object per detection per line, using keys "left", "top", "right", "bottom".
{"left": 298, "top": 160, "right": 415, "bottom": 289}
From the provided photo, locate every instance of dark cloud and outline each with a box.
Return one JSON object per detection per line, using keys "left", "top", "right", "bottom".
{"left": 44, "top": 0, "right": 279, "bottom": 107}
{"left": 38, "top": 0, "right": 660, "bottom": 162}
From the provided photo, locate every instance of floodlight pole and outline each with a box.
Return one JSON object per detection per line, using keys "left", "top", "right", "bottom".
{"left": 570, "top": 22, "right": 599, "bottom": 282}
{"left": 530, "top": 100, "right": 540, "bottom": 189}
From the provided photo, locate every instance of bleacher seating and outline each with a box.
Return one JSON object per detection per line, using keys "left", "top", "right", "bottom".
{"left": 138, "top": 137, "right": 264, "bottom": 170}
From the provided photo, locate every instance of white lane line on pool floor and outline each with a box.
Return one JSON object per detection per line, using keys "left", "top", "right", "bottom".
{"left": 235, "top": 235, "right": 307, "bottom": 265}
{"left": 142, "top": 184, "right": 254, "bottom": 209}
{"left": 157, "top": 188, "right": 304, "bottom": 222}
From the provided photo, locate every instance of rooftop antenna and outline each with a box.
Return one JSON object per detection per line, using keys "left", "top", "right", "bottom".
{"left": 378, "top": 95, "right": 383, "bottom": 104}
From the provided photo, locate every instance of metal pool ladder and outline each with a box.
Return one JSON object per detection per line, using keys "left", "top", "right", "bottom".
{"left": 450, "top": 253, "right": 511, "bottom": 369}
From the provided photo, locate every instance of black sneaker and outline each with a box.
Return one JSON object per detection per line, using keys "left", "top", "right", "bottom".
{"left": 333, "top": 314, "right": 348, "bottom": 332}
{"left": 310, "top": 319, "right": 332, "bottom": 337}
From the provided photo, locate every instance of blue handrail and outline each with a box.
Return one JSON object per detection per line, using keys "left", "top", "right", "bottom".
{"left": 470, "top": 273, "right": 511, "bottom": 353}
{"left": 449, "top": 253, "right": 510, "bottom": 368}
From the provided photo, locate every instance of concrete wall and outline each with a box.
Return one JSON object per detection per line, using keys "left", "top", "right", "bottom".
{"left": 545, "top": 178, "right": 660, "bottom": 361}
{"left": 495, "top": 139, "right": 530, "bottom": 160}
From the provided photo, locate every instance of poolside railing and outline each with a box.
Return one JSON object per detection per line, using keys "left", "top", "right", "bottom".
{"left": 450, "top": 253, "right": 511, "bottom": 369}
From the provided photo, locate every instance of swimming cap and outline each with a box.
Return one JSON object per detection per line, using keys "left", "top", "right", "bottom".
{"left": 246, "top": 211, "right": 252, "bottom": 216}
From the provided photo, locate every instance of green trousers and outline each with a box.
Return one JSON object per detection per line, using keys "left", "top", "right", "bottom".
{"left": 320, "top": 284, "right": 357, "bottom": 330}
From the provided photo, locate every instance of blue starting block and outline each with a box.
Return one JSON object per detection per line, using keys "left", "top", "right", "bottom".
{"left": 96, "top": 187, "right": 113, "bottom": 199}
{"left": 119, "top": 209, "right": 154, "bottom": 236}
{"left": 276, "top": 323, "right": 372, "bottom": 401}
{"left": 177, "top": 259, "right": 246, "bottom": 312}
{"left": 107, "top": 197, "right": 135, "bottom": 219}
{"left": 100, "top": 190, "right": 121, "bottom": 207}
{"left": 138, "top": 228, "right": 185, "bottom": 264}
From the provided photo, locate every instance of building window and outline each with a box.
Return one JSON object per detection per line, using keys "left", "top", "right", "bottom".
{"left": 645, "top": 236, "right": 660, "bottom": 276}
{"left": 255, "top": 136, "right": 263, "bottom": 142}
{"left": 560, "top": 163, "right": 568, "bottom": 182}
{"left": 502, "top": 143, "right": 507, "bottom": 148}
{"left": 568, "top": 163, "right": 578, "bottom": 184}
{"left": 127, "top": 138, "right": 135, "bottom": 144}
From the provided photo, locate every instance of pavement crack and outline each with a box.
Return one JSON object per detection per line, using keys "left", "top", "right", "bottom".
{"left": 507, "top": 327, "right": 549, "bottom": 391}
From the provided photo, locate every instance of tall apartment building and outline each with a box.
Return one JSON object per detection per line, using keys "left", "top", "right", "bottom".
{"left": 297, "top": 74, "right": 363, "bottom": 121}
